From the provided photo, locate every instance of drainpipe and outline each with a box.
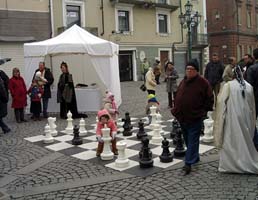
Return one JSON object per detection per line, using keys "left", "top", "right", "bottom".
{"left": 49, "top": 0, "right": 54, "bottom": 38}
{"left": 172, "top": 0, "right": 184, "bottom": 63}
{"left": 100, "top": 0, "right": 105, "bottom": 36}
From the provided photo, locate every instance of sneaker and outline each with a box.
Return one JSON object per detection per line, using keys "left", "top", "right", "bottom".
{"left": 182, "top": 165, "right": 191, "bottom": 175}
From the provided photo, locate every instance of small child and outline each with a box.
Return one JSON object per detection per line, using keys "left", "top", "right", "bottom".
{"left": 103, "top": 91, "right": 119, "bottom": 122}
{"left": 145, "top": 94, "right": 160, "bottom": 124}
{"left": 35, "top": 71, "right": 48, "bottom": 86}
{"left": 96, "top": 109, "right": 118, "bottom": 156}
{"left": 28, "top": 80, "right": 43, "bottom": 120}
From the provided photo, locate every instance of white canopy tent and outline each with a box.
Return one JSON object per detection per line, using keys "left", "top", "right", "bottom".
{"left": 23, "top": 24, "right": 121, "bottom": 107}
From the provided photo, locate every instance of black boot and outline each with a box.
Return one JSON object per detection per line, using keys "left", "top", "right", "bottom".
{"left": 14, "top": 109, "right": 21, "bottom": 123}
{"left": 20, "top": 108, "right": 27, "bottom": 122}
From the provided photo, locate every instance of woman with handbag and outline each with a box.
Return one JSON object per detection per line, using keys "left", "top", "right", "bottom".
{"left": 57, "top": 62, "right": 87, "bottom": 119}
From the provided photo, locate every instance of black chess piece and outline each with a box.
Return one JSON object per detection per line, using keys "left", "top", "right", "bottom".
{"left": 139, "top": 137, "right": 153, "bottom": 168}
{"left": 159, "top": 137, "right": 173, "bottom": 163}
{"left": 137, "top": 119, "right": 147, "bottom": 139}
{"left": 170, "top": 119, "right": 179, "bottom": 139}
{"left": 174, "top": 128, "right": 186, "bottom": 157}
{"left": 122, "top": 112, "right": 133, "bottom": 136}
{"left": 72, "top": 125, "right": 83, "bottom": 145}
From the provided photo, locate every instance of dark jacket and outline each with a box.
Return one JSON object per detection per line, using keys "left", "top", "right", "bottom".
{"left": 0, "top": 75, "right": 8, "bottom": 118}
{"left": 172, "top": 74, "right": 214, "bottom": 124}
{"left": 246, "top": 61, "right": 258, "bottom": 104}
{"left": 204, "top": 61, "right": 224, "bottom": 87}
{"left": 33, "top": 68, "right": 54, "bottom": 98}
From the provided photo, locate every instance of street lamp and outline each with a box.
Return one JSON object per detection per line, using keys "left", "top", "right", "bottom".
{"left": 179, "top": 1, "right": 201, "bottom": 61}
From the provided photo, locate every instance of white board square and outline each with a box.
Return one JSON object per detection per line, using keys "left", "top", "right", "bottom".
{"left": 79, "top": 141, "right": 98, "bottom": 150}
{"left": 24, "top": 135, "right": 45, "bottom": 142}
{"left": 55, "top": 135, "right": 73, "bottom": 142}
{"left": 46, "top": 142, "right": 73, "bottom": 151}
{"left": 151, "top": 146, "right": 175, "bottom": 155}
{"left": 105, "top": 159, "right": 139, "bottom": 171}
{"left": 153, "top": 157, "right": 183, "bottom": 168}
{"left": 199, "top": 144, "right": 215, "bottom": 155}
{"left": 72, "top": 150, "right": 96, "bottom": 160}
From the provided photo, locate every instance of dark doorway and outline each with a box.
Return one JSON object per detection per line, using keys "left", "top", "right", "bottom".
{"left": 119, "top": 51, "right": 133, "bottom": 81}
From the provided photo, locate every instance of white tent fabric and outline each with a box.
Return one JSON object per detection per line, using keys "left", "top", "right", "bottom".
{"left": 24, "top": 25, "right": 121, "bottom": 106}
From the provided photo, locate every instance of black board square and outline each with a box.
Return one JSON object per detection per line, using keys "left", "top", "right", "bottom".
{"left": 59, "top": 146, "right": 86, "bottom": 156}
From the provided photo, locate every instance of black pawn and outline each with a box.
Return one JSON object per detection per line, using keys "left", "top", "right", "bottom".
{"left": 122, "top": 112, "right": 133, "bottom": 136}
{"left": 170, "top": 119, "right": 179, "bottom": 139}
{"left": 159, "top": 137, "right": 173, "bottom": 163}
{"left": 174, "top": 128, "right": 186, "bottom": 157}
{"left": 72, "top": 125, "right": 83, "bottom": 145}
{"left": 137, "top": 119, "right": 147, "bottom": 139}
{"left": 139, "top": 137, "right": 153, "bottom": 168}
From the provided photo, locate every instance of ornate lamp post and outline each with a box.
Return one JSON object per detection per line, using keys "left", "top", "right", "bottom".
{"left": 179, "top": 1, "right": 201, "bottom": 61}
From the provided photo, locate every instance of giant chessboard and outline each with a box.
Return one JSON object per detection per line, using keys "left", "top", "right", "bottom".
{"left": 24, "top": 117, "right": 215, "bottom": 177}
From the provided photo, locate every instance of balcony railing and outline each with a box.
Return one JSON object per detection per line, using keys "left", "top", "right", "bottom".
{"left": 192, "top": 33, "right": 209, "bottom": 48}
{"left": 110, "top": 0, "right": 179, "bottom": 11}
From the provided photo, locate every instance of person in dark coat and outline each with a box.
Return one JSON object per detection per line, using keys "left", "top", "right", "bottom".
{"left": 57, "top": 62, "right": 87, "bottom": 119}
{"left": 172, "top": 59, "right": 214, "bottom": 175}
{"left": 9, "top": 68, "right": 27, "bottom": 123}
{"left": 204, "top": 53, "right": 224, "bottom": 105}
{"left": 0, "top": 70, "right": 11, "bottom": 134}
{"left": 33, "top": 62, "right": 54, "bottom": 118}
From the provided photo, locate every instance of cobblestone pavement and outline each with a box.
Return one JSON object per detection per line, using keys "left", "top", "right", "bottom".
{"left": 0, "top": 81, "right": 257, "bottom": 200}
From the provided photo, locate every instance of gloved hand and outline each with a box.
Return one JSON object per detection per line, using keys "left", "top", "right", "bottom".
{"left": 112, "top": 132, "right": 117, "bottom": 140}
{"left": 96, "top": 136, "right": 103, "bottom": 143}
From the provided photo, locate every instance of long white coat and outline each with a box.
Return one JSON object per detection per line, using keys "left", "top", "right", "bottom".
{"left": 213, "top": 79, "right": 258, "bottom": 173}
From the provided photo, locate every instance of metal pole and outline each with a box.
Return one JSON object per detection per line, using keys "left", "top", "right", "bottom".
{"left": 188, "top": 23, "right": 192, "bottom": 61}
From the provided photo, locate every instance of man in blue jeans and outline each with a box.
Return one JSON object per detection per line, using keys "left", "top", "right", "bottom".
{"left": 172, "top": 59, "right": 214, "bottom": 175}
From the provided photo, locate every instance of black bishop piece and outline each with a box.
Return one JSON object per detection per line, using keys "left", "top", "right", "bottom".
{"left": 137, "top": 119, "right": 147, "bottom": 139}
{"left": 72, "top": 125, "right": 83, "bottom": 145}
{"left": 159, "top": 137, "right": 173, "bottom": 163}
{"left": 122, "top": 112, "right": 133, "bottom": 136}
{"left": 139, "top": 137, "right": 153, "bottom": 168}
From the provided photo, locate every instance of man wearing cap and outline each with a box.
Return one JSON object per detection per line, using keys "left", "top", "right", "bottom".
{"left": 172, "top": 59, "right": 214, "bottom": 175}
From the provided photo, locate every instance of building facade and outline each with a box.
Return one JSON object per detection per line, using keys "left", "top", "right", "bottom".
{"left": 206, "top": 0, "right": 258, "bottom": 63}
{"left": 0, "top": 0, "right": 50, "bottom": 76}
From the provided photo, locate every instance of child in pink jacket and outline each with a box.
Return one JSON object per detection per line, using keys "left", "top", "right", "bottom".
{"left": 96, "top": 109, "right": 118, "bottom": 156}
{"left": 103, "top": 91, "right": 119, "bottom": 121}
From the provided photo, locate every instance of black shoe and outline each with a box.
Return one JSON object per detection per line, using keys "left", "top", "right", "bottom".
{"left": 21, "top": 119, "right": 28, "bottom": 122}
{"left": 182, "top": 165, "right": 191, "bottom": 175}
{"left": 43, "top": 114, "right": 48, "bottom": 118}
{"left": 3, "top": 128, "right": 11, "bottom": 134}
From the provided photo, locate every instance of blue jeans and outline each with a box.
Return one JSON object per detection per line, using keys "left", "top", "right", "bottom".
{"left": 42, "top": 98, "right": 49, "bottom": 116}
{"left": 180, "top": 119, "right": 203, "bottom": 166}
{"left": 0, "top": 118, "right": 10, "bottom": 133}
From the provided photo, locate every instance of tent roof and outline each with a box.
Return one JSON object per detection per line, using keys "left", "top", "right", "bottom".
{"left": 24, "top": 25, "right": 118, "bottom": 57}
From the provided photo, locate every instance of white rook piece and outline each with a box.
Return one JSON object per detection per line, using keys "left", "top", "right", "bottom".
{"left": 202, "top": 111, "right": 214, "bottom": 143}
{"left": 100, "top": 125, "right": 114, "bottom": 160}
{"left": 65, "top": 111, "right": 73, "bottom": 134}
{"left": 48, "top": 117, "right": 57, "bottom": 136}
{"left": 79, "top": 118, "right": 87, "bottom": 136}
{"left": 115, "top": 141, "right": 129, "bottom": 168}
{"left": 151, "top": 124, "right": 163, "bottom": 144}
{"left": 43, "top": 124, "right": 54, "bottom": 144}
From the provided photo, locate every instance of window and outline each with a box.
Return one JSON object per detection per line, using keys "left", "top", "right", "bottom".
{"left": 115, "top": 5, "right": 133, "bottom": 34}
{"left": 248, "top": 46, "right": 253, "bottom": 55}
{"left": 62, "top": 0, "right": 85, "bottom": 28}
{"left": 157, "top": 0, "right": 167, "bottom": 4}
{"left": 237, "top": 6, "right": 241, "bottom": 25}
{"left": 66, "top": 5, "right": 81, "bottom": 28}
{"left": 247, "top": 11, "right": 251, "bottom": 28}
{"left": 156, "top": 10, "right": 171, "bottom": 35}
{"left": 118, "top": 10, "right": 130, "bottom": 32}
{"left": 237, "top": 45, "right": 243, "bottom": 61}
{"left": 256, "top": 13, "right": 258, "bottom": 33}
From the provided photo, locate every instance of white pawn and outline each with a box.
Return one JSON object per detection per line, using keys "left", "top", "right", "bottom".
{"left": 151, "top": 124, "right": 163, "bottom": 144}
{"left": 43, "top": 124, "right": 54, "bottom": 144}
{"left": 48, "top": 117, "right": 57, "bottom": 136}
{"left": 65, "top": 111, "right": 73, "bottom": 134}
{"left": 79, "top": 118, "right": 87, "bottom": 136}
{"left": 115, "top": 141, "right": 129, "bottom": 168}
{"left": 150, "top": 106, "right": 157, "bottom": 129}
{"left": 94, "top": 116, "right": 98, "bottom": 132}
{"left": 156, "top": 112, "right": 162, "bottom": 124}
{"left": 202, "top": 111, "right": 214, "bottom": 143}
{"left": 101, "top": 124, "right": 114, "bottom": 160}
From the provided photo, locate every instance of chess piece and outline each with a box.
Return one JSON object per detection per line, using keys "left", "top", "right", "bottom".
{"left": 122, "top": 112, "right": 133, "bottom": 136}
{"left": 115, "top": 141, "right": 130, "bottom": 168}
{"left": 139, "top": 137, "right": 153, "bottom": 168}
{"left": 94, "top": 116, "right": 98, "bottom": 132}
{"left": 79, "top": 118, "right": 87, "bottom": 136}
{"left": 150, "top": 106, "right": 157, "bottom": 129}
{"left": 101, "top": 125, "right": 114, "bottom": 160}
{"left": 174, "top": 128, "right": 186, "bottom": 157}
{"left": 65, "top": 111, "right": 73, "bottom": 134}
{"left": 43, "top": 124, "right": 54, "bottom": 144}
{"left": 202, "top": 111, "right": 214, "bottom": 143}
{"left": 151, "top": 124, "right": 163, "bottom": 144}
{"left": 48, "top": 117, "right": 57, "bottom": 136}
{"left": 156, "top": 112, "right": 162, "bottom": 124}
{"left": 72, "top": 125, "right": 83, "bottom": 145}
{"left": 159, "top": 137, "right": 173, "bottom": 163}
{"left": 170, "top": 119, "right": 179, "bottom": 139}
{"left": 137, "top": 119, "right": 147, "bottom": 139}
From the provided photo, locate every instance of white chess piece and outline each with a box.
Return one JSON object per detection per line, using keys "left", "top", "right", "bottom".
{"left": 43, "top": 124, "right": 54, "bottom": 143}
{"left": 79, "top": 118, "right": 87, "bottom": 136}
{"left": 151, "top": 124, "right": 163, "bottom": 144}
{"left": 115, "top": 141, "right": 130, "bottom": 168}
{"left": 48, "top": 117, "right": 57, "bottom": 136}
{"left": 202, "top": 111, "right": 214, "bottom": 143}
{"left": 156, "top": 112, "right": 162, "bottom": 124}
{"left": 94, "top": 116, "right": 98, "bottom": 132}
{"left": 150, "top": 106, "right": 157, "bottom": 129}
{"left": 100, "top": 125, "right": 114, "bottom": 160}
{"left": 65, "top": 111, "right": 73, "bottom": 134}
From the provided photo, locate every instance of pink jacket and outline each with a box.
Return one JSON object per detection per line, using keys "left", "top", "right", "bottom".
{"left": 96, "top": 109, "right": 117, "bottom": 137}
